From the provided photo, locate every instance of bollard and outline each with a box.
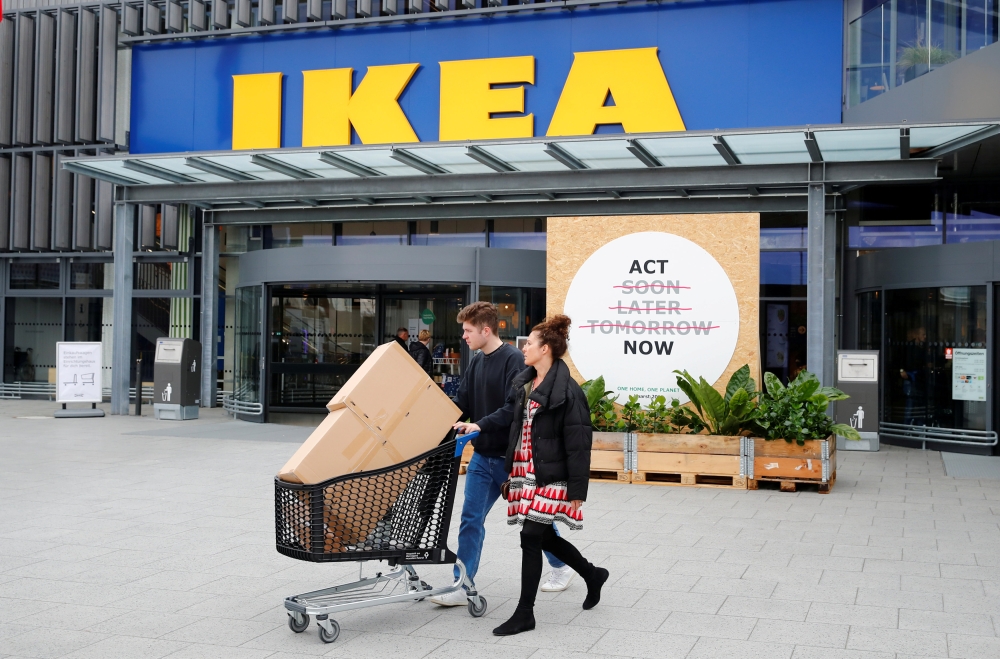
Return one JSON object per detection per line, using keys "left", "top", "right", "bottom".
{"left": 135, "top": 357, "right": 143, "bottom": 416}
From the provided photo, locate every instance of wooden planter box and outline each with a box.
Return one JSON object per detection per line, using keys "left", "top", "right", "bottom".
{"left": 459, "top": 442, "right": 474, "bottom": 475}
{"left": 632, "top": 433, "right": 746, "bottom": 489}
{"left": 591, "top": 432, "right": 631, "bottom": 483}
{"left": 748, "top": 435, "right": 837, "bottom": 493}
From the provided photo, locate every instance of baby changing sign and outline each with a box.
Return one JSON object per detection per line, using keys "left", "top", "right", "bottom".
{"left": 563, "top": 231, "right": 740, "bottom": 403}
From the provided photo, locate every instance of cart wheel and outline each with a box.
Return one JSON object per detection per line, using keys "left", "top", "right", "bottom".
{"left": 467, "top": 595, "right": 488, "bottom": 618}
{"left": 318, "top": 620, "right": 340, "bottom": 644}
{"left": 287, "top": 613, "right": 309, "bottom": 633}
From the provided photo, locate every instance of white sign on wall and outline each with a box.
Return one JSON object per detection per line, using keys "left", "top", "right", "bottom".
{"left": 564, "top": 231, "right": 741, "bottom": 403}
{"left": 952, "top": 348, "right": 987, "bottom": 402}
{"left": 56, "top": 342, "right": 103, "bottom": 404}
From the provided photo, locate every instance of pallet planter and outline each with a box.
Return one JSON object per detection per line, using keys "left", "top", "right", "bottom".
{"left": 459, "top": 442, "right": 473, "bottom": 475}
{"left": 632, "top": 433, "right": 747, "bottom": 489}
{"left": 747, "top": 435, "right": 836, "bottom": 493}
{"left": 591, "top": 432, "right": 631, "bottom": 483}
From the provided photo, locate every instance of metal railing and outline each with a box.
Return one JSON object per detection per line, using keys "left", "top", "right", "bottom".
{"left": 222, "top": 393, "right": 264, "bottom": 416}
{"left": 879, "top": 422, "right": 998, "bottom": 450}
{"left": 0, "top": 382, "right": 154, "bottom": 403}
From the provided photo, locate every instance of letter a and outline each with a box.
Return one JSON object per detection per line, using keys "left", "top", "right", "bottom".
{"left": 546, "top": 48, "right": 685, "bottom": 136}
{"left": 302, "top": 64, "right": 420, "bottom": 146}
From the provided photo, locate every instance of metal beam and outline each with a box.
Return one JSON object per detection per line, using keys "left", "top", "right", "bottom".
{"left": 201, "top": 223, "right": 218, "bottom": 408}
{"left": 900, "top": 127, "right": 910, "bottom": 160}
{"left": 119, "top": 159, "right": 939, "bottom": 206}
{"left": 544, "top": 143, "right": 587, "bottom": 170}
{"left": 251, "top": 154, "right": 321, "bottom": 179}
{"left": 713, "top": 136, "right": 740, "bottom": 165}
{"left": 466, "top": 145, "right": 516, "bottom": 172}
{"left": 210, "top": 195, "right": 812, "bottom": 224}
{"left": 804, "top": 131, "right": 823, "bottom": 162}
{"left": 63, "top": 161, "right": 143, "bottom": 187}
{"left": 185, "top": 156, "right": 259, "bottom": 181}
{"left": 122, "top": 159, "right": 199, "bottom": 184}
{"left": 111, "top": 202, "right": 135, "bottom": 415}
{"left": 626, "top": 140, "right": 662, "bottom": 167}
{"left": 390, "top": 148, "right": 446, "bottom": 175}
{"left": 922, "top": 124, "right": 1000, "bottom": 158}
{"left": 807, "top": 183, "right": 836, "bottom": 388}
{"left": 319, "top": 151, "right": 384, "bottom": 177}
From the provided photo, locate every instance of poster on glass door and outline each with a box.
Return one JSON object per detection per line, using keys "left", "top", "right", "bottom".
{"left": 952, "top": 348, "right": 987, "bottom": 402}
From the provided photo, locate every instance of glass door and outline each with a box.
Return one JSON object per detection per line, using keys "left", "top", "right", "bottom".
{"left": 381, "top": 286, "right": 466, "bottom": 396}
{"left": 233, "top": 285, "right": 262, "bottom": 409}
{"left": 269, "top": 286, "right": 377, "bottom": 410}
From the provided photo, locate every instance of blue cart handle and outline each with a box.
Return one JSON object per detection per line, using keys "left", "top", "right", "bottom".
{"left": 455, "top": 431, "right": 479, "bottom": 458}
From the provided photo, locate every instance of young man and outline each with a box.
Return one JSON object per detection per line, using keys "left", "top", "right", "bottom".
{"left": 394, "top": 327, "right": 409, "bottom": 352}
{"left": 430, "top": 302, "right": 572, "bottom": 606}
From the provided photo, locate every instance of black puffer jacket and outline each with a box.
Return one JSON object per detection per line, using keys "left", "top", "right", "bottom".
{"left": 504, "top": 359, "right": 593, "bottom": 501}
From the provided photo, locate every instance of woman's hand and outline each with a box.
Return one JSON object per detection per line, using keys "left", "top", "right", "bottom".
{"left": 569, "top": 500, "right": 583, "bottom": 512}
{"left": 453, "top": 422, "right": 481, "bottom": 434}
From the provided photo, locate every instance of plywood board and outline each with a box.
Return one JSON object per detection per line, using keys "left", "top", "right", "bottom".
{"left": 753, "top": 456, "right": 825, "bottom": 480}
{"left": 752, "top": 437, "right": 832, "bottom": 459}
{"left": 548, "top": 214, "right": 759, "bottom": 398}
{"left": 591, "top": 449, "right": 625, "bottom": 471}
{"left": 635, "top": 433, "right": 741, "bottom": 455}
{"left": 636, "top": 451, "right": 741, "bottom": 476}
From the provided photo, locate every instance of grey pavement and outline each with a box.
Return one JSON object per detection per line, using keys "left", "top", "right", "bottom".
{"left": 0, "top": 398, "right": 998, "bottom": 659}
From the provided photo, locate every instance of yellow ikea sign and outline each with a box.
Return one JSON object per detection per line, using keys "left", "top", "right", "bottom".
{"left": 231, "top": 48, "right": 685, "bottom": 150}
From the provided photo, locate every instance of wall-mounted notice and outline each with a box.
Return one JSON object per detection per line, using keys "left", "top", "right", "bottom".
{"left": 563, "top": 231, "right": 740, "bottom": 404}
{"left": 952, "top": 348, "right": 987, "bottom": 402}
{"left": 56, "top": 342, "right": 103, "bottom": 404}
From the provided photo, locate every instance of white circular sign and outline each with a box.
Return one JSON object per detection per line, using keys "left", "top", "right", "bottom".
{"left": 564, "top": 231, "right": 740, "bottom": 404}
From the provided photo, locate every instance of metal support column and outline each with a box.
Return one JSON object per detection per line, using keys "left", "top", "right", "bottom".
{"left": 111, "top": 201, "right": 135, "bottom": 415}
{"left": 807, "top": 183, "right": 836, "bottom": 387}
{"left": 201, "top": 221, "right": 219, "bottom": 407}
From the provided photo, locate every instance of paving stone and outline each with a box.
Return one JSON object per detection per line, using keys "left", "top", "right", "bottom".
{"left": 686, "top": 637, "right": 794, "bottom": 659}
{"left": 845, "top": 626, "right": 948, "bottom": 655}
{"left": 749, "top": 619, "right": 850, "bottom": 649}
{"left": 897, "top": 608, "right": 997, "bottom": 635}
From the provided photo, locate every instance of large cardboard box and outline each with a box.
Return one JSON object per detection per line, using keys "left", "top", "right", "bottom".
{"left": 278, "top": 342, "right": 462, "bottom": 485}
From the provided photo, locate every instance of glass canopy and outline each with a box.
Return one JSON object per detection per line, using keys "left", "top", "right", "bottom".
{"left": 65, "top": 123, "right": 995, "bottom": 187}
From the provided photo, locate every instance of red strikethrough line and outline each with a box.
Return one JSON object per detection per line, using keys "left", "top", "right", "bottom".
{"left": 577, "top": 323, "right": 721, "bottom": 331}
{"left": 608, "top": 305, "right": 693, "bottom": 311}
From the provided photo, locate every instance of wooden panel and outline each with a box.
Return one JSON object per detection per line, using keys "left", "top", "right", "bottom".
{"left": 0, "top": 20, "right": 15, "bottom": 146}
{"left": 754, "top": 456, "right": 824, "bottom": 480}
{"left": 77, "top": 8, "right": 97, "bottom": 143}
{"left": 636, "top": 433, "right": 741, "bottom": 455}
{"left": 590, "top": 449, "right": 624, "bottom": 471}
{"left": 547, "top": 214, "right": 760, "bottom": 394}
{"left": 592, "top": 431, "right": 625, "bottom": 451}
{"left": 34, "top": 12, "right": 55, "bottom": 145}
{"left": 636, "top": 451, "right": 740, "bottom": 476}
{"left": 55, "top": 10, "right": 76, "bottom": 144}
{"left": 752, "top": 437, "right": 830, "bottom": 459}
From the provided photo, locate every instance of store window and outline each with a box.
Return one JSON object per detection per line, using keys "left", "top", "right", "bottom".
{"left": 490, "top": 218, "right": 546, "bottom": 250}
{"left": 478, "top": 286, "right": 546, "bottom": 344}
{"left": 857, "top": 290, "right": 883, "bottom": 351}
{"left": 760, "top": 251, "right": 807, "bottom": 298}
{"left": 337, "top": 221, "right": 408, "bottom": 245}
{"left": 4, "top": 298, "right": 62, "bottom": 383}
{"left": 264, "top": 223, "right": 333, "bottom": 249}
{"left": 412, "top": 220, "right": 487, "bottom": 247}
{"left": 135, "top": 261, "right": 189, "bottom": 290}
{"left": 10, "top": 262, "right": 60, "bottom": 290}
{"left": 884, "top": 286, "right": 988, "bottom": 430}
{"left": 70, "top": 262, "right": 112, "bottom": 289}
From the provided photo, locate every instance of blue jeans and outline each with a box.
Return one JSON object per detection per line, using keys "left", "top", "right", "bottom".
{"left": 456, "top": 452, "right": 564, "bottom": 584}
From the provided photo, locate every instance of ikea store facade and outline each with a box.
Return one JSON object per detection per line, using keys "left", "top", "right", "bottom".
{"left": 2, "top": 0, "right": 1000, "bottom": 453}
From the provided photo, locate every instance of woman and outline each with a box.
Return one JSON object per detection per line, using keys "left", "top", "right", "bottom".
{"left": 492, "top": 315, "right": 609, "bottom": 636}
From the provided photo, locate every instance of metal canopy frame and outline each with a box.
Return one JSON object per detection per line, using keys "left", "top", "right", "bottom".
{"left": 56, "top": 121, "right": 993, "bottom": 222}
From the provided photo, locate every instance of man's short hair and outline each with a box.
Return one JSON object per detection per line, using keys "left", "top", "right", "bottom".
{"left": 396, "top": 327, "right": 408, "bottom": 336}
{"left": 457, "top": 301, "right": 499, "bottom": 334}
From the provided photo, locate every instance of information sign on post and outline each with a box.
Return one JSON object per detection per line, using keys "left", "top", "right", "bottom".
{"left": 54, "top": 342, "right": 105, "bottom": 417}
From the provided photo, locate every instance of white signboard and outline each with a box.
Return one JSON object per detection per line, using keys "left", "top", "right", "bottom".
{"left": 56, "top": 342, "right": 103, "bottom": 404}
{"left": 952, "top": 348, "right": 987, "bottom": 402}
{"left": 564, "top": 232, "right": 740, "bottom": 403}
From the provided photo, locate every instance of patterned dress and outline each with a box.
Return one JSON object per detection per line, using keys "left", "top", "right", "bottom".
{"left": 507, "top": 397, "right": 584, "bottom": 530}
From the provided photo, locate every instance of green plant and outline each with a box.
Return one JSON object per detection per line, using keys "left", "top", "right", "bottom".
{"left": 672, "top": 365, "right": 759, "bottom": 436}
{"left": 580, "top": 376, "right": 627, "bottom": 432}
{"left": 897, "top": 45, "right": 957, "bottom": 71}
{"left": 753, "top": 370, "right": 860, "bottom": 445}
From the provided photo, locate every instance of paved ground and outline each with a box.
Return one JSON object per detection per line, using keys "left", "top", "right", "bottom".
{"left": 0, "top": 399, "right": 999, "bottom": 659}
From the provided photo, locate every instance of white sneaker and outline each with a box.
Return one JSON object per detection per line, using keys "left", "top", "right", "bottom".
{"left": 540, "top": 565, "right": 575, "bottom": 592}
{"left": 429, "top": 588, "right": 469, "bottom": 606}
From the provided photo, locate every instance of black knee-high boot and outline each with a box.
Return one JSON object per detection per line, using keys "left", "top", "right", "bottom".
{"left": 492, "top": 522, "right": 544, "bottom": 636}
{"left": 539, "top": 525, "right": 609, "bottom": 610}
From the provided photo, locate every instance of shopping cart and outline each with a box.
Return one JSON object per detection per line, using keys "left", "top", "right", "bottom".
{"left": 274, "top": 430, "right": 485, "bottom": 644}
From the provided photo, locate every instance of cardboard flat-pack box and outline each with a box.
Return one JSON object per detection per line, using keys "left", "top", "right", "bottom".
{"left": 278, "top": 341, "right": 462, "bottom": 485}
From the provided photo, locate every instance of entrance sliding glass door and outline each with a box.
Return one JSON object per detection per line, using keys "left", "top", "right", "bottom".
{"left": 269, "top": 285, "right": 377, "bottom": 410}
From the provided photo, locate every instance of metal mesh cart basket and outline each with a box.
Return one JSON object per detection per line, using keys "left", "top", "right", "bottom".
{"left": 274, "top": 431, "right": 485, "bottom": 644}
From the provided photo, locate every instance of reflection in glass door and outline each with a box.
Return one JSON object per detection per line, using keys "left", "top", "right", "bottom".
{"left": 233, "top": 286, "right": 262, "bottom": 407}
{"left": 382, "top": 288, "right": 465, "bottom": 394}
{"left": 270, "top": 289, "right": 377, "bottom": 409}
